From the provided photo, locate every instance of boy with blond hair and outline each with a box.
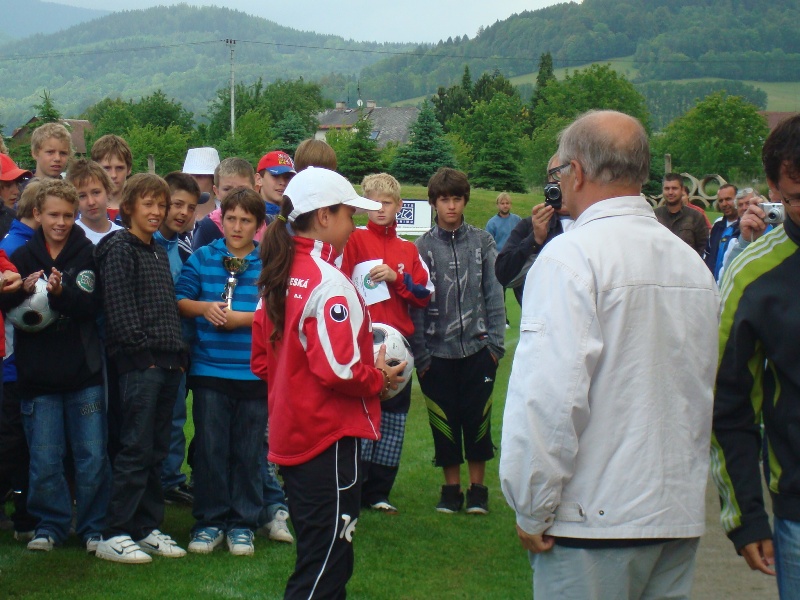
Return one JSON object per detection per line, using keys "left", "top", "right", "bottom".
{"left": 341, "top": 173, "right": 433, "bottom": 513}
{"left": 30, "top": 123, "right": 72, "bottom": 180}
{"left": 66, "top": 159, "right": 122, "bottom": 244}
{"left": 90, "top": 135, "right": 133, "bottom": 222}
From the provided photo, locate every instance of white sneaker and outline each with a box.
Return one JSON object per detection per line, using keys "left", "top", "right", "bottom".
{"left": 227, "top": 529, "right": 255, "bottom": 556}
{"left": 188, "top": 526, "right": 224, "bottom": 554}
{"left": 262, "top": 509, "right": 294, "bottom": 544}
{"left": 85, "top": 535, "right": 101, "bottom": 554}
{"left": 137, "top": 529, "right": 186, "bottom": 558}
{"left": 96, "top": 535, "right": 152, "bottom": 564}
{"left": 27, "top": 534, "right": 54, "bottom": 552}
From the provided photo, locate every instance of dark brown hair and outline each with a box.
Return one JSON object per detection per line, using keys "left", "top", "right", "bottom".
{"left": 427, "top": 167, "right": 470, "bottom": 206}
{"left": 164, "top": 171, "right": 201, "bottom": 200}
{"left": 257, "top": 198, "right": 341, "bottom": 343}
{"left": 221, "top": 187, "right": 266, "bottom": 228}
{"left": 763, "top": 114, "right": 800, "bottom": 185}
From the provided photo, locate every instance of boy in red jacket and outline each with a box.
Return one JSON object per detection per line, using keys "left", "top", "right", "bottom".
{"left": 341, "top": 173, "right": 433, "bottom": 513}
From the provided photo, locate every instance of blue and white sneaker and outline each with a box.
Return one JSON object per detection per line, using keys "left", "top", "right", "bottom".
{"left": 227, "top": 529, "right": 255, "bottom": 556}
{"left": 188, "top": 526, "right": 224, "bottom": 554}
{"left": 137, "top": 529, "right": 186, "bottom": 558}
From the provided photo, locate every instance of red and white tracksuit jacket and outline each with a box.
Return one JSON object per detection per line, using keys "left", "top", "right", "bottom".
{"left": 340, "top": 220, "right": 433, "bottom": 338}
{"left": 251, "top": 236, "right": 383, "bottom": 467}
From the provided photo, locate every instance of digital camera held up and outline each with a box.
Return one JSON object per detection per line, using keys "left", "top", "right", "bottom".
{"left": 761, "top": 202, "right": 785, "bottom": 224}
{"left": 544, "top": 182, "right": 562, "bottom": 210}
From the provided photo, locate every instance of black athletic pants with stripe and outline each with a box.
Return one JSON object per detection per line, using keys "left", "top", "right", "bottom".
{"left": 282, "top": 437, "right": 362, "bottom": 600}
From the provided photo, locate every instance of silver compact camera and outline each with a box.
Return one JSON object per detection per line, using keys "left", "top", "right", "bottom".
{"left": 761, "top": 202, "right": 785, "bottom": 224}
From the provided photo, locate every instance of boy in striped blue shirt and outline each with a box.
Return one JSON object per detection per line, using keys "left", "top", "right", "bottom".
{"left": 175, "top": 187, "right": 266, "bottom": 556}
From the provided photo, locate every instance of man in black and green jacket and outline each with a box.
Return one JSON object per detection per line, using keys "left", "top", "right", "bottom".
{"left": 712, "top": 114, "right": 800, "bottom": 596}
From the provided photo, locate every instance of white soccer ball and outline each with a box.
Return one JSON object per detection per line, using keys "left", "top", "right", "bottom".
{"left": 8, "top": 278, "right": 59, "bottom": 333}
{"left": 372, "top": 322, "right": 414, "bottom": 400}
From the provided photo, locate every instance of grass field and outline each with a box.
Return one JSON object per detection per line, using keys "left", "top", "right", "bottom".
{"left": 0, "top": 191, "right": 540, "bottom": 599}
{"left": 0, "top": 298, "right": 531, "bottom": 599}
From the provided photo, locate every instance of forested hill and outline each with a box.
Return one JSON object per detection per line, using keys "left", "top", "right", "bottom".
{"left": 359, "top": 0, "right": 800, "bottom": 103}
{"left": 0, "top": 4, "right": 414, "bottom": 130}
{"left": 1, "top": 1, "right": 109, "bottom": 40}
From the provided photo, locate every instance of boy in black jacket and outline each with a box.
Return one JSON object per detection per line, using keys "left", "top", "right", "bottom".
{"left": 94, "top": 174, "right": 188, "bottom": 564}
{"left": 1, "top": 179, "right": 109, "bottom": 553}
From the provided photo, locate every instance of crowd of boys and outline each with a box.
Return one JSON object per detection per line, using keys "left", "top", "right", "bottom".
{"left": 1, "top": 112, "right": 798, "bottom": 599}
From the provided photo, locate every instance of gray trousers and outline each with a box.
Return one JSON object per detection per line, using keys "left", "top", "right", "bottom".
{"left": 530, "top": 538, "right": 700, "bottom": 600}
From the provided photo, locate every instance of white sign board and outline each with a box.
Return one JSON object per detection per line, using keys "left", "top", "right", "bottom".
{"left": 396, "top": 199, "right": 432, "bottom": 236}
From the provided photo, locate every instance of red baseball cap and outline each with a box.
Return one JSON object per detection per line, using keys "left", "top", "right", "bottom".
{"left": 257, "top": 151, "right": 296, "bottom": 176}
{"left": 0, "top": 154, "right": 32, "bottom": 182}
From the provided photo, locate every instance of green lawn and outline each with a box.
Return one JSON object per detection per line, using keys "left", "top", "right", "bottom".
{"left": 0, "top": 276, "right": 532, "bottom": 599}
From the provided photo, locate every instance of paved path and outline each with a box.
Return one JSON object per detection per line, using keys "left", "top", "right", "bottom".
{"left": 693, "top": 477, "right": 777, "bottom": 599}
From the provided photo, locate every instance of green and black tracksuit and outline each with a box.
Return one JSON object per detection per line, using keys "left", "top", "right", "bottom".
{"left": 711, "top": 215, "right": 800, "bottom": 551}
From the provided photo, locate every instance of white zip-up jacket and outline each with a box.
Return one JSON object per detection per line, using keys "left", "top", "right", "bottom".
{"left": 500, "top": 196, "right": 719, "bottom": 540}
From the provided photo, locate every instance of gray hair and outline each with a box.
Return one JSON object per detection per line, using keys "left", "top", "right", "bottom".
{"left": 557, "top": 110, "right": 650, "bottom": 186}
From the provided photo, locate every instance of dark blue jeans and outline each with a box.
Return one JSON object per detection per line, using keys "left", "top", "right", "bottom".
{"left": 105, "top": 366, "right": 181, "bottom": 540}
{"left": 21, "top": 384, "right": 109, "bottom": 544}
{"left": 192, "top": 385, "right": 266, "bottom": 532}
{"left": 160, "top": 373, "right": 188, "bottom": 490}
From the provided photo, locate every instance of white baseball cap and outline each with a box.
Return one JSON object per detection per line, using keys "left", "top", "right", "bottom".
{"left": 285, "top": 167, "right": 380, "bottom": 223}
{"left": 183, "top": 147, "right": 220, "bottom": 175}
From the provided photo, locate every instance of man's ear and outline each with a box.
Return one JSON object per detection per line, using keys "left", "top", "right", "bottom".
{"left": 570, "top": 160, "right": 585, "bottom": 191}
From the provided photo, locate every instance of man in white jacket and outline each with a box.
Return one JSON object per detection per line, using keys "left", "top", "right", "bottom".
{"left": 500, "top": 110, "right": 720, "bottom": 599}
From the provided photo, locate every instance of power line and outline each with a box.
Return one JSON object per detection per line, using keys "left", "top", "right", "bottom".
{"left": 1, "top": 37, "right": 799, "bottom": 65}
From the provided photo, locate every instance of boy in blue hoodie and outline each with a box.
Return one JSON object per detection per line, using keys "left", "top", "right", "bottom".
{"left": 176, "top": 187, "right": 267, "bottom": 556}
{"left": 0, "top": 182, "right": 41, "bottom": 540}
{"left": 155, "top": 172, "right": 200, "bottom": 505}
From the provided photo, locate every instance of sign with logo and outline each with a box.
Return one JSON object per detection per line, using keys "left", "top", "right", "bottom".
{"left": 396, "top": 199, "right": 432, "bottom": 236}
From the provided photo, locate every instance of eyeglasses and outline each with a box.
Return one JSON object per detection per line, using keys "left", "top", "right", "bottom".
{"left": 547, "top": 163, "right": 570, "bottom": 182}
{"left": 777, "top": 185, "right": 800, "bottom": 207}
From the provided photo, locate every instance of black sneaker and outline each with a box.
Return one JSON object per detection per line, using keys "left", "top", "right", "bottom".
{"left": 164, "top": 482, "right": 194, "bottom": 506}
{"left": 436, "top": 484, "right": 464, "bottom": 513}
{"left": 465, "top": 484, "right": 489, "bottom": 515}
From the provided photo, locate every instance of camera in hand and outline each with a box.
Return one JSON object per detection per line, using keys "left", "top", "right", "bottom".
{"left": 544, "top": 182, "right": 562, "bottom": 210}
{"left": 761, "top": 202, "right": 785, "bottom": 224}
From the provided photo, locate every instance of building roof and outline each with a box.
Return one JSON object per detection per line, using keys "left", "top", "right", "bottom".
{"left": 11, "top": 117, "right": 93, "bottom": 154}
{"left": 316, "top": 106, "right": 420, "bottom": 148}
{"left": 758, "top": 111, "right": 800, "bottom": 132}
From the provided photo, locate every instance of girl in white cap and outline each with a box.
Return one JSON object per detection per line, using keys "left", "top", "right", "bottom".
{"left": 251, "top": 167, "right": 405, "bottom": 599}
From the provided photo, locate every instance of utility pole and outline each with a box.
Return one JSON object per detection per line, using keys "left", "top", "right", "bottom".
{"left": 226, "top": 39, "right": 236, "bottom": 136}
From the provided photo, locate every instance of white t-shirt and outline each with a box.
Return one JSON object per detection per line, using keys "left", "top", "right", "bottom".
{"left": 77, "top": 219, "right": 122, "bottom": 245}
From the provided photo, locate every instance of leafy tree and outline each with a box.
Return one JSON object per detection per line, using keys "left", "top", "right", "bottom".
{"left": 472, "top": 71, "right": 517, "bottom": 105}
{"left": 390, "top": 102, "right": 456, "bottom": 185}
{"left": 656, "top": 91, "right": 769, "bottom": 181}
{"left": 205, "top": 78, "right": 328, "bottom": 142}
{"left": 33, "top": 90, "right": 62, "bottom": 124}
{"left": 522, "top": 115, "right": 571, "bottom": 189}
{"left": 83, "top": 99, "right": 137, "bottom": 148}
{"left": 430, "top": 84, "right": 472, "bottom": 131}
{"left": 461, "top": 65, "right": 473, "bottom": 97}
{"left": 450, "top": 94, "right": 527, "bottom": 192}
{"left": 272, "top": 111, "right": 311, "bottom": 157}
{"left": 531, "top": 64, "right": 650, "bottom": 132}
{"left": 529, "top": 52, "right": 556, "bottom": 131}
{"left": 337, "top": 116, "right": 382, "bottom": 183}
{"left": 130, "top": 90, "right": 194, "bottom": 134}
{"left": 216, "top": 108, "right": 277, "bottom": 165}
{"left": 124, "top": 124, "right": 190, "bottom": 175}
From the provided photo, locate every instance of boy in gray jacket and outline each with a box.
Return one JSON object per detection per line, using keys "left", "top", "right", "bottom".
{"left": 410, "top": 168, "right": 505, "bottom": 514}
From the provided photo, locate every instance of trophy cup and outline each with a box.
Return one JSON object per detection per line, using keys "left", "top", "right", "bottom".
{"left": 221, "top": 257, "right": 250, "bottom": 309}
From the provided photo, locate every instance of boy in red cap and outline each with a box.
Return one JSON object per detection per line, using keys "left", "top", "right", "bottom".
{"left": 256, "top": 151, "right": 295, "bottom": 219}
{"left": 0, "top": 155, "right": 32, "bottom": 239}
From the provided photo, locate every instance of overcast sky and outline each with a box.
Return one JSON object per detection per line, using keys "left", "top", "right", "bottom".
{"left": 55, "top": 0, "right": 563, "bottom": 43}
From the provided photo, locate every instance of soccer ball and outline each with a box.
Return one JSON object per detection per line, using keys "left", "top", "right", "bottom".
{"left": 8, "top": 278, "right": 59, "bottom": 333}
{"left": 372, "top": 322, "right": 414, "bottom": 400}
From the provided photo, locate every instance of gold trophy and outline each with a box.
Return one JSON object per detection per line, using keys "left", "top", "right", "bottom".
{"left": 221, "top": 257, "right": 250, "bottom": 309}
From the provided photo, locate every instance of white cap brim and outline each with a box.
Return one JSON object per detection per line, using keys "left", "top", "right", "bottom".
{"left": 286, "top": 167, "right": 381, "bottom": 222}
